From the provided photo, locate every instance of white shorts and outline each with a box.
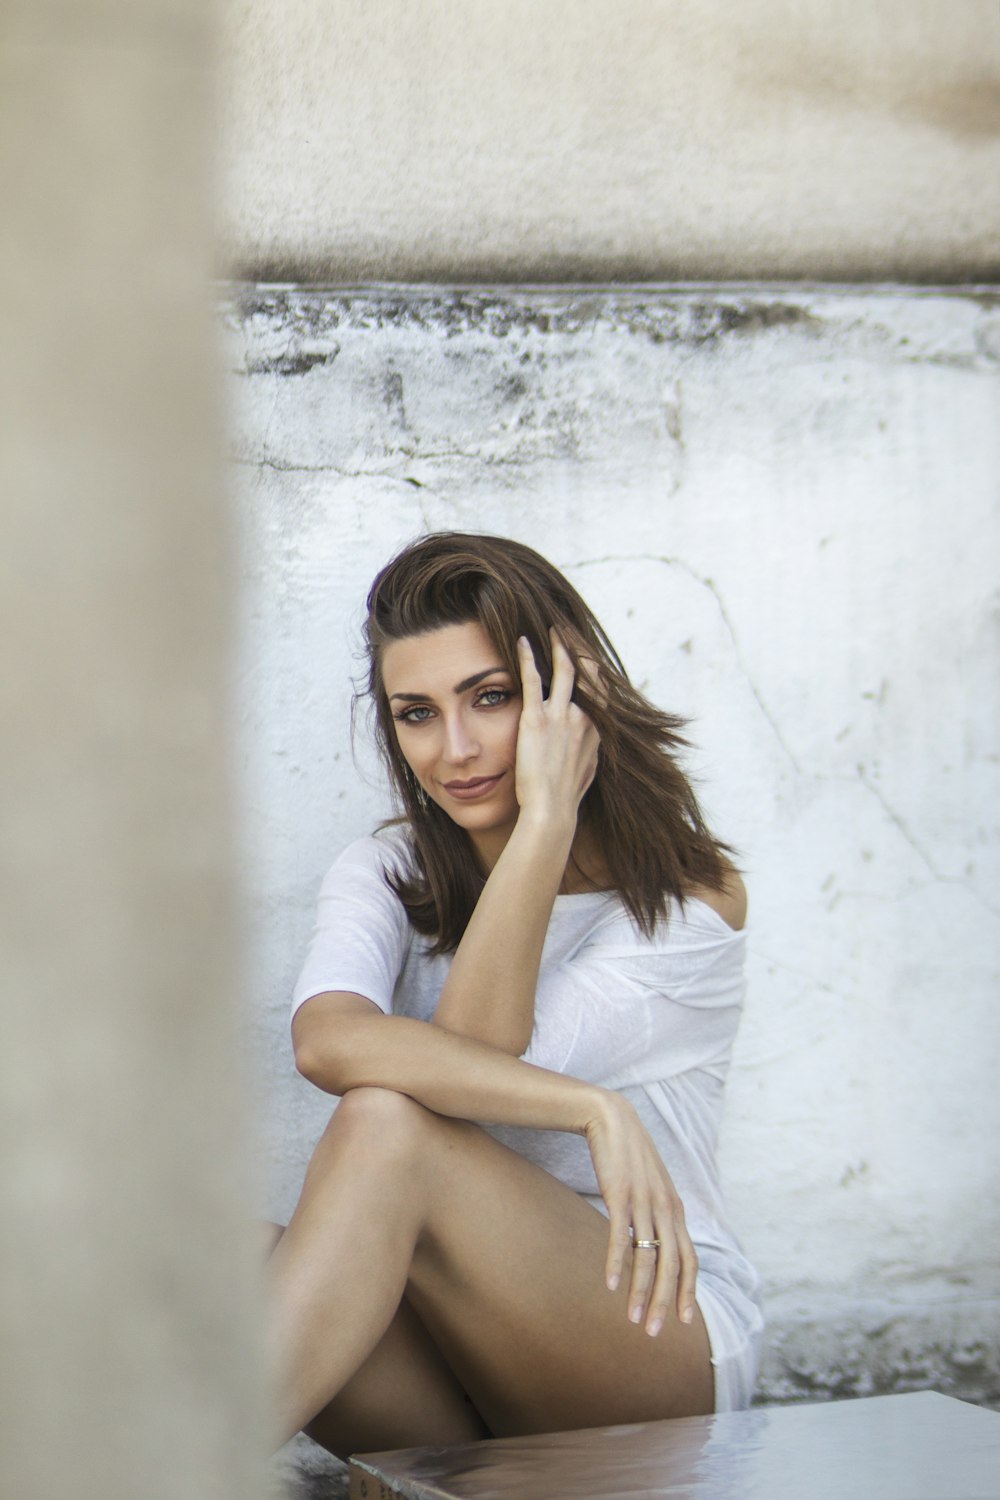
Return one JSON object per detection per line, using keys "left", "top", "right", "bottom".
{"left": 694, "top": 1271, "right": 764, "bottom": 1413}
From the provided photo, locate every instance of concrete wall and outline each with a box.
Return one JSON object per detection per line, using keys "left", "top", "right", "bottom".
{"left": 221, "top": 0, "right": 1000, "bottom": 283}
{"left": 1, "top": 6, "right": 268, "bottom": 1497}
{"left": 227, "top": 283, "right": 1000, "bottom": 1413}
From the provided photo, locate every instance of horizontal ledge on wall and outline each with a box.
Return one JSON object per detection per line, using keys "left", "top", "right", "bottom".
{"left": 216, "top": 279, "right": 1000, "bottom": 300}
{"left": 223, "top": 261, "right": 1000, "bottom": 290}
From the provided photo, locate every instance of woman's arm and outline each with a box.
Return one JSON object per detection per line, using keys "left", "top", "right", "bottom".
{"left": 431, "top": 633, "right": 598, "bottom": 1055}
{"left": 293, "top": 989, "right": 697, "bottom": 1323}
{"left": 430, "top": 808, "right": 574, "bottom": 1055}
{"left": 294, "top": 989, "right": 598, "bottom": 1130}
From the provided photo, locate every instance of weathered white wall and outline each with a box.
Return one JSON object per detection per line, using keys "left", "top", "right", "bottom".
{"left": 226, "top": 284, "right": 1000, "bottom": 1410}
{"left": 221, "top": 0, "right": 1000, "bottom": 283}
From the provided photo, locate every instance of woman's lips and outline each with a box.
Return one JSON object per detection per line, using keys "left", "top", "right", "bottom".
{"left": 440, "top": 772, "right": 505, "bottom": 801}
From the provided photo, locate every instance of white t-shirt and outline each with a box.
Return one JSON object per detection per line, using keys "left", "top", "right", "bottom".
{"left": 291, "top": 827, "right": 762, "bottom": 1374}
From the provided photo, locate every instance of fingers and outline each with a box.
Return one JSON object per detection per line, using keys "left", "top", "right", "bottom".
{"left": 604, "top": 1207, "right": 632, "bottom": 1294}
{"left": 547, "top": 628, "right": 576, "bottom": 709}
{"left": 521, "top": 628, "right": 605, "bottom": 718}
{"left": 623, "top": 1207, "right": 696, "bottom": 1339}
{"left": 626, "top": 1219, "right": 664, "bottom": 1331}
{"left": 642, "top": 1219, "right": 681, "bottom": 1338}
{"left": 674, "top": 1215, "right": 699, "bottom": 1327}
{"left": 518, "top": 631, "right": 575, "bottom": 709}
{"left": 516, "top": 635, "right": 545, "bottom": 710}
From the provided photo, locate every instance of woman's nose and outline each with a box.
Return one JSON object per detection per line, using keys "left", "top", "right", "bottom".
{"left": 442, "top": 712, "right": 478, "bottom": 764}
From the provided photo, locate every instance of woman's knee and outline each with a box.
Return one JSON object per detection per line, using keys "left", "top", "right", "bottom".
{"left": 334, "top": 1085, "right": 430, "bottom": 1132}
{"left": 304, "top": 1088, "right": 476, "bottom": 1202}
{"left": 312, "top": 1086, "right": 438, "bottom": 1168}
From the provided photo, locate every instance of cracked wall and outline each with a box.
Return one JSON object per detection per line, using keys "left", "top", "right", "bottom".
{"left": 225, "top": 285, "right": 1000, "bottom": 1408}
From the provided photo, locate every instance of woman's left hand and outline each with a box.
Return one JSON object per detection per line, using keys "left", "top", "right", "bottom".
{"left": 582, "top": 1089, "right": 698, "bottom": 1336}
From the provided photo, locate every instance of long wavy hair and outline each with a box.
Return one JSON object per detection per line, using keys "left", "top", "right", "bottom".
{"left": 361, "top": 532, "right": 732, "bottom": 954}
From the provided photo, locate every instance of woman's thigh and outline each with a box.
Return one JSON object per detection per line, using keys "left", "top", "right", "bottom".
{"left": 264, "top": 1221, "right": 489, "bottom": 1458}
{"left": 304, "top": 1293, "right": 489, "bottom": 1458}
{"left": 345, "top": 1091, "right": 715, "bottom": 1437}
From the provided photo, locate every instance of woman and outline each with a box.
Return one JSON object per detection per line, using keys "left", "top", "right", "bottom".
{"left": 267, "top": 531, "right": 762, "bottom": 1458}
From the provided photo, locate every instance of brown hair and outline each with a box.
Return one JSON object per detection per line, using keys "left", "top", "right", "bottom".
{"left": 361, "top": 531, "right": 732, "bottom": 953}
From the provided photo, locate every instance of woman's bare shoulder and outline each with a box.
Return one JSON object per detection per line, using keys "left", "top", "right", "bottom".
{"left": 685, "top": 865, "right": 747, "bottom": 932}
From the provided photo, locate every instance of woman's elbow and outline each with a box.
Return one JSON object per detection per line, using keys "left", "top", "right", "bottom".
{"left": 293, "top": 1024, "right": 355, "bottom": 1095}
{"left": 293, "top": 1042, "right": 340, "bottom": 1093}
{"left": 293, "top": 1038, "right": 323, "bottom": 1084}
{"left": 291, "top": 996, "right": 377, "bottom": 1092}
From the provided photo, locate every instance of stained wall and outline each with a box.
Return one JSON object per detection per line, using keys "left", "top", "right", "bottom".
{"left": 222, "top": 0, "right": 1000, "bottom": 284}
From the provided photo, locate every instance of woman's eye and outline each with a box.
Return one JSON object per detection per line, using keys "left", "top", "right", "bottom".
{"left": 395, "top": 705, "right": 433, "bottom": 724}
{"left": 476, "top": 688, "right": 509, "bottom": 708}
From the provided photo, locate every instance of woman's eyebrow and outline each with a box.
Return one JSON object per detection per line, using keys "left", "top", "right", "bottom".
{"left": 388, "top": 666, "right": 508, "bottom": 702}
{"left": 453, "top": 665, "right": 508, "bottom": 694}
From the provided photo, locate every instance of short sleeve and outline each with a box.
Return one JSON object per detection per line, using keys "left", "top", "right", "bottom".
{"left": 290, "top": 833, "right": 413, "bottom": 1022}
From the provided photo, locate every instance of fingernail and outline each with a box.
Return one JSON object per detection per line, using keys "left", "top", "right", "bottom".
{"left": 517, "top": 635, "right": 528, "bottom": 649}
{"left": 607, "top": 1273, "right": 619, "bottom": 1292}
{"left": 681, "top": 1306, "right": 694, "bottom": 1325}
{"left": 629, "top": 1306, "right": 642, "bottom": 1324}
{"left": 647, "top": 1318, "right": 663, "bottom": 1338}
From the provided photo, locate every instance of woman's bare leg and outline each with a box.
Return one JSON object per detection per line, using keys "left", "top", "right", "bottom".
{"left": 269, "top": 1087, "right": 713, "bottom": 1450}
{"left": 263, "top": 1222, "right": 487, "bottom": 1458}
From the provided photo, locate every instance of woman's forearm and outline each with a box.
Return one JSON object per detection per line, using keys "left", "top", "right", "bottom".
{"left": 431, "top": 810, "right": 575, "bottom": 1054}
{"left": 296, "top": 1000, "right": 603, "bottom": 1135}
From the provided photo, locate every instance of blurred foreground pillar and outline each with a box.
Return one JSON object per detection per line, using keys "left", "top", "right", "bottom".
{"left": 0, "top": 5, "right": 268, "bottom": 1497}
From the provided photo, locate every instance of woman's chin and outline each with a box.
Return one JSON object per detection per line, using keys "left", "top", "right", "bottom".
{"left": 438, "top": 797, "right": 519, "bottom": 840}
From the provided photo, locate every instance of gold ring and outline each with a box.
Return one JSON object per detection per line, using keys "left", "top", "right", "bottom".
{"left": 633, "top": 1238, "right": 661, "bottom": 1251}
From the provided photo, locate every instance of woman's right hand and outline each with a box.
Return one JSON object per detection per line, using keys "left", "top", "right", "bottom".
{"left": 514, "top": 630, "right": 600, "bottom": 826}
{"left": 583, "top": 1089, "right": 699, "bottom": 1337}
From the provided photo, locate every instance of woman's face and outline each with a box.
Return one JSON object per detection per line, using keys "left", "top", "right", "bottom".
{"left": 381, "top": 621, "right": 522, "bottom": 861}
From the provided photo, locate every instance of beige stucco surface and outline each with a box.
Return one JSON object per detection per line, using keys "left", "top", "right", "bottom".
{"left": 1, "top": 5, "right": 268, "bottom": 1497}
{"left": 222, "top": 0, "right": 1000, "bottom": 283}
